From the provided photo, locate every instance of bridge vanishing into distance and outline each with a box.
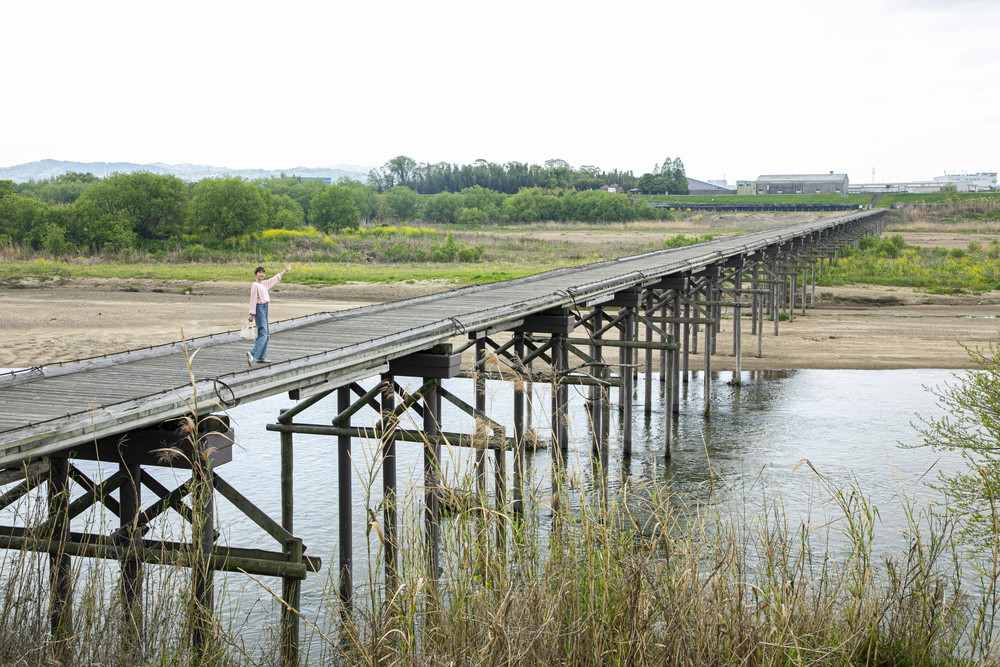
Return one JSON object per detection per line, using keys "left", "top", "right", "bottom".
{"left": 0, "top": 210, "right": 886, "bottom": 663}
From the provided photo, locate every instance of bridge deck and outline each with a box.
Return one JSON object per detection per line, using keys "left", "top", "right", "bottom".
{"left": 0, "top": 212, "right": 880, "bottom": 466}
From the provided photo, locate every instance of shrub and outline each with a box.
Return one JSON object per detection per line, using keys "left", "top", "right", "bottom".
{"left": 182, "top": 244, "right": 208, "bottom": 261}
{"left": 874, "top": 238, "right": 901, "bottom": 258}
{"left": 456, "top": 207, "right": 489, "bottom": 226}
{"left": 41, "top": 222, "right": 69, "bottom": 254}
{"left": 431, "top": 232, "right": 484, "bottom": 262}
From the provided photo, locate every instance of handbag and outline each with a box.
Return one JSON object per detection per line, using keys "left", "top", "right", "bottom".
{"left": 239, "top": 322, "right": 257, "bottom": 341}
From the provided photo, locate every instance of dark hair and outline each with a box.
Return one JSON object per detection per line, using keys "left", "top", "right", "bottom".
{"left": 254, "top": 266, "right": 265, "bottom": 275}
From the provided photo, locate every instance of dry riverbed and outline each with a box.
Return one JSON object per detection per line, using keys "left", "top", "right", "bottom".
{"left": 1, "top": 277, "right": 997, "bottom": 371}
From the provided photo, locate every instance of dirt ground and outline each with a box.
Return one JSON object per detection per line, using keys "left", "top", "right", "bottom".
{"left": 1, "top": 274, "right": 997, "bottom": 371}
{"left": 2, "top": 222, "right": 997, "bottom": 370}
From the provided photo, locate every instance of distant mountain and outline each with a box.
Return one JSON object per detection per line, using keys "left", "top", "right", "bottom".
{"left": 0, "top": 159, "right": 373, "bottom": 183}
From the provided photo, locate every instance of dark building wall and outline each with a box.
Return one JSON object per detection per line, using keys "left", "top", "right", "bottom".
{"left": 756, "top": 176, "right": 848, "bottom": 195}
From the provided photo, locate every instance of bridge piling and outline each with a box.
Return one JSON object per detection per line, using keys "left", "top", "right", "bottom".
{"left": 733, "top": 264, "right": 744, "bottom": 385}
{"left": 337, "top": 387, "right": 353, "bottom": 606}
{"left": 380, "top": 373, "right": 399, "bottom": 592}
{"left": 423, "top": 380, "right": 441, "bottom": 595}
{"left": 48, "top": 456, "right": 73, "bottom": 662}
{"left": 644, "top": 292, "right": 654, "bottom": 416}
{"left": 512, "top": 335, "right": 526, "bottom": 519}
{"left": 118, "top": 461, "right": 142, "bottom": 641}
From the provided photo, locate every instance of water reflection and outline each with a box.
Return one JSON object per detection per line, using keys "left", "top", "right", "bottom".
{"left": 0, "top": 367, "right": 969, "bottom": 652}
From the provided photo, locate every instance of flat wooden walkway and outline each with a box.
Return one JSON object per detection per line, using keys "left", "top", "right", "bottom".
{"left": 0, "top": 211, "right": 882, "bottom": 467}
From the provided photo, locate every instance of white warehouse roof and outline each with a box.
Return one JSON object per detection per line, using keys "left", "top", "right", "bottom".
{"left": 758, "top": 174, "right": 848, "bottom": 182}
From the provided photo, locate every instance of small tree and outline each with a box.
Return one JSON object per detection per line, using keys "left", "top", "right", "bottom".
{"left": 423, "top": 192, "right": 464, "bottom": 224}
{"left": 941, "top": 183, "right": 959, "bottom": 204}
{"left": 191, "top": 177, "right": 267, "bottom": 240}
{"left": 266, "top": 193, "right": 305, "bottom": 229}
{"left": 915, "top": 339, "right": 1000, "bottom": 546}
{"left": 78, "top": 172, "right": 189, "bottom": 240}
{"left": 310, "top": 185, "right": 360, "bottom": 233}
{"left": 383, "top": 186, "right": 421, "bottom": 221}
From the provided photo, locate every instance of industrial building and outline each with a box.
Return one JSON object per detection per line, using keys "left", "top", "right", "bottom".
{"left": 848, "top": 172, "right": 997, "bottom": 194}
{"left": 686, "top": 177, "right": 735, "bottom": 195}
{"left": 738, "top": 174, "right": 850, "bottom": 196}
{"left": 933, "top": 172, "right": 997, "bottom": 192}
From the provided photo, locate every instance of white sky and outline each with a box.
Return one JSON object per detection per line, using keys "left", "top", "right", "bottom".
{"left": 3, "top": 0, "right": 998, "bottom": 184}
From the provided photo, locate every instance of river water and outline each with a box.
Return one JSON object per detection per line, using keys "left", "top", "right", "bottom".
{"left": 0, "top": 367, "right": 975, "bottom": 652}
{"left": 208, "top": 368, "right": 968, "bottom": 638}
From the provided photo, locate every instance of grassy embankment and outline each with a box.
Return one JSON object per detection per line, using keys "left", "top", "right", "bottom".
{"left": 820, "top": 200, "right": 1000, "bottom": 293}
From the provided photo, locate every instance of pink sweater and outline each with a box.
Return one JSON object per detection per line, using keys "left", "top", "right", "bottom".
{"left": 249, "top": 274, "right": 282, "bottom": 317}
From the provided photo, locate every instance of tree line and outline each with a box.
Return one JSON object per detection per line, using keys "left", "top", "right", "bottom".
{"left": 0, "top": 157, "right": 685, "bottom": 254}
{"left": 367, "top": 156, "right": 688, "bottom": 196}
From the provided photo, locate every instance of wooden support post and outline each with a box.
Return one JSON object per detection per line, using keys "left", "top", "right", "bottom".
{"left": 703, "top": 280, "right": 713, "bottom": 418}
{"left": 550, "top": 332, "right": 567, "bottom": 511}
{"left": 512, "top": 334, "right": 526, "bottom": 518}
{"left": 556, "top": 332, "right": 570, "bottom": 455}
{"left": 622, "top": 306, "right": 634, "bottom": 455}
{"left": 481, "top": 341, "right": 506, "bottom": 550}
{"left": 672, "top": 291, "right": 681, "bottom": 415}
{"left": 683, "top": 300, "right": 691, "bottom": 382}
{"left": 337, "top": 387, "right": 352, "bottom": 605}
{"left": 494, "top": 418, "right": 507, "bottom": 552}
{"left": 381, "top": 373, "right": 399, "bottom": 592}
{"left": 48, "top": 456, "right": 73, "bottom": 661}
{"left": 279, "top": 420, "right": 300, "bottom": 667}
{"left": 733, "top": 266, "right": 743, "bottom": 385}
{"left": 772, "top": 256, "right": 780, "bottom": 336}
{"left": 691, "top": 300, "right": 699, "bottom": 355}
{"left": 281, "top": 537, "right": 303, "bottom": 667}
{"left": 423, "top": 380, "right": 441, "bottom": 588}
{"left": 590, "top": 307, "right": 604, "bottom": 455}
{"left": 802, "top": 266, "right": 808, "bottom": 314}
{"left": 119, "top": 461, "right": 142, "bottom": 642}
{"left": 644, "top": 292, "right": 653, "bottom": 416}
{"left": 756, "top": 264, "right": 764, "bottom": 358}
{"left": 810, "top": 263, "right": 817, "bottom": 306}
{"left": 475, "top": 340, "right": 487, "bottom": 505}
{"left": 658, "top": 299, "right": 668, "bottom": 386}
{"left": 789, "top": 265, "right": 796, "bottom": 323}
{"left": 664, "top": 302, "right": 674, "bottom": 461}
{"left": 711, "top": 292, "right": 719, "bottom": 357}
{"left": 191, "top": 438, "right": 215, "bottom": 659}
{"left": 280, "top": 426, "right": 294, "bottom": 531}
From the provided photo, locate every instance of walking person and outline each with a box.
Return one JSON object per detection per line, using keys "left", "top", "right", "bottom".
{"left": 247, "top": 264, "right": 292, "bottom": 364}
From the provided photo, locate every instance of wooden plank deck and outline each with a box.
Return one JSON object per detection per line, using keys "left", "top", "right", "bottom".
{"left": 0, "top": 211, "right": 882, "bottom": 466}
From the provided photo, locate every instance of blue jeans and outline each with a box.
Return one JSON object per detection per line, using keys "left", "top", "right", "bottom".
{"left": 250, "top": 302, "right": 269, "bottom": 360}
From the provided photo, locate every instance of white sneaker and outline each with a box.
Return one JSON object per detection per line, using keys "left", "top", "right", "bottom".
{"left": 246, "top": 351, "right": 253, "bottom": 366}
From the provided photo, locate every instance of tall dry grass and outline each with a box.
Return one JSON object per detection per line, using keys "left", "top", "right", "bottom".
{"left": 3, "top": 436, "right": 998, "bottom": 664}
{"left": 888, "top": 198, "right": 1000, "bottom": 234}
{"left": 309, "top": 451, "right": 1000, "bottom": 665}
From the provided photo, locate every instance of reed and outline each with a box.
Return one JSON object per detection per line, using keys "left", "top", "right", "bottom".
{"left": 3, "top": 432, "right": 997, "bottom": 664}
{"left": 295, "top": 442, "right": 999, "bottom": 665}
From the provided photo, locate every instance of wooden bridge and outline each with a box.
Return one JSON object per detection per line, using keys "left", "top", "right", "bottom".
{"left": 0, "top": 210, "right": 885, "bottom": 663}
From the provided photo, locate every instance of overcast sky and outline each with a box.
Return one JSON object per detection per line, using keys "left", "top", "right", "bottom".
{"left": 3, "top": 0, "right": 997, "bottom": 185}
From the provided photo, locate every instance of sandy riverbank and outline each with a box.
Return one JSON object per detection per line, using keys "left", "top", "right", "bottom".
{"left": 1, "top": 277, "right": 997, "bottom": 371}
